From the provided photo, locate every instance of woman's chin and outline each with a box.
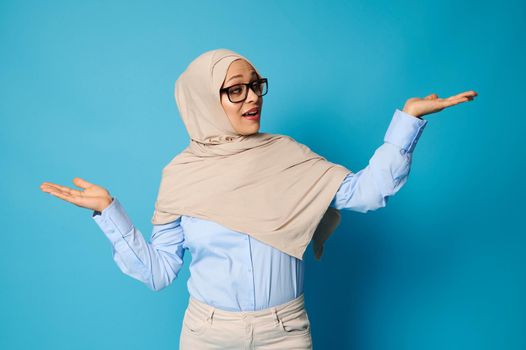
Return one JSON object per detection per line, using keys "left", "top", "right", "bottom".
{"left": 237, "top": 126, "right": 260, "bottom": 136}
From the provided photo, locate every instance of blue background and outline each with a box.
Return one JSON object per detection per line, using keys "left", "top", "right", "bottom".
{"left": 2, "top": 0, "right": 525, "bottom": 349}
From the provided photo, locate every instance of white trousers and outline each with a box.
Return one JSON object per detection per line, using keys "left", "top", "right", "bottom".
{"left": 179, "top": 293, "right": 313, "bottom": 349}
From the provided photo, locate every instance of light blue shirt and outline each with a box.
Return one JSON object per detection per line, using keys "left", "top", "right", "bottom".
{"left": 92, "top": 109, "right": 427, "bottom": 312}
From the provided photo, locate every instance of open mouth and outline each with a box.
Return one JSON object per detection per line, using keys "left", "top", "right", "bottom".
{"left": 242, "top": 108, "right": 260, "bottom": 120}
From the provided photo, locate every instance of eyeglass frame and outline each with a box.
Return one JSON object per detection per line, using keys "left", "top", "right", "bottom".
{"left": 219, "top": 78, "right": 268, "bottom": 103}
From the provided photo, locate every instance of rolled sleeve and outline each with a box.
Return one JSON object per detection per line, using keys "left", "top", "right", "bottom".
{"left": 384, "top": 109, "right": 428, "bottom": 153}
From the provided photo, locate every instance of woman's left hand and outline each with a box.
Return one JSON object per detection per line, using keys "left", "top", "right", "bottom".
{"left": 403, "top": 90, "right": 478, "bottom": 118}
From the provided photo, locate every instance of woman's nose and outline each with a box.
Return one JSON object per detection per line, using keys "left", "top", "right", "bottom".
{"left": 246, "top": 86, "right": 259, "bottom": 103}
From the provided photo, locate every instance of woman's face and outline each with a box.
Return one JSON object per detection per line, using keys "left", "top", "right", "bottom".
{"left": 220, "top": 59, "right": 263, "bottom": 136}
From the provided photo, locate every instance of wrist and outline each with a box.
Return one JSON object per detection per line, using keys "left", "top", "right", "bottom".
{"left": 402, "top": 108, "right": 422, "bottom": 119}
{"left": 99, "top": 196, "right": 113, "bottom": 212}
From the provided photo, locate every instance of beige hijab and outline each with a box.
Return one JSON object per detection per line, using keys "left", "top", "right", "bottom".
{"left": 151, "top": 48, "right": 352, "bottom": 260}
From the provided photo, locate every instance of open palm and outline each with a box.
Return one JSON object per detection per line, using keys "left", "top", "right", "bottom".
{"left": 404, "top": 90, "right": 478, "bottom": 118}
{"left": 40, "top": 177, "right": 113, "bottom": 212}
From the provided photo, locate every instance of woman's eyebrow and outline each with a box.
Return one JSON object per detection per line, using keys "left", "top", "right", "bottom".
{"left": 227, "top": 71, "right": 257, "bottom": 82}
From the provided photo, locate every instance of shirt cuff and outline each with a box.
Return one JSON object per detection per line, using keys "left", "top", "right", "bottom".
{"left": 91, "top": 197, "right": 134, "bottom": 243}
{"left": 384, "top": 109, "right": 428, "bottom": 153}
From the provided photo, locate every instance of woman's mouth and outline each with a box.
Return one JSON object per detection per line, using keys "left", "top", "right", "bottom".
{"left": 242, "top": 112, "right": 260, "bottom": 121}
{"left": 242, "top": 108, "right": 260, "bottom": 121}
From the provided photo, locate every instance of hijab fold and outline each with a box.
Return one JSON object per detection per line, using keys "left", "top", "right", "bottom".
{"left": 151, "top": 49, "right": 352, "bottom": 260}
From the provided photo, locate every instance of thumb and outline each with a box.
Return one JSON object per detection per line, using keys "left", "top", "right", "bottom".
{"left": 73, "top": 177, "right": 94, "bottom": 189}
{"left": 425, "top": 93, "right": 438, "bottom": 100}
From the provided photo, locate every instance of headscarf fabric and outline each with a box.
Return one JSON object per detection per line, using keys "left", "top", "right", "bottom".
{"left": 151, "top": 48, "right": 352, "bottom": 260}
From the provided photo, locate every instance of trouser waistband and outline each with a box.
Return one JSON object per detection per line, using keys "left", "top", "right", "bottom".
{"left": 187, "top": 293, "right": 306, "bottom": 324}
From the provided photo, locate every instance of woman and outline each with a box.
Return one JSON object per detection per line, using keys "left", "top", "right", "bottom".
{"left": 40, "top": 49, "right": 477, "bottom": 349}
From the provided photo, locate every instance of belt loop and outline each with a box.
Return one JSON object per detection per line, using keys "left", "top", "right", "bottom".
{"left": 272, "top": 307, "right": 280, "bottom": 324}
{"left": 207, "top": 308, "right": 215, "bottom": 325}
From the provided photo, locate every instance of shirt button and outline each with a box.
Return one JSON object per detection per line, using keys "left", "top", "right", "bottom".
{"left": 248, "top": 268, "right": 252, "bottom": 272}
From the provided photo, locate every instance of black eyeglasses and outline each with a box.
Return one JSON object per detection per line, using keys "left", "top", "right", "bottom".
{"left": 220, "top": 78, "right": 268, "bottom": 103}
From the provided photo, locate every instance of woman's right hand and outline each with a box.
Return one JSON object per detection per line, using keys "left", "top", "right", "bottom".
{"left": 40, "top": 177, "right": 113, "bottom": 212}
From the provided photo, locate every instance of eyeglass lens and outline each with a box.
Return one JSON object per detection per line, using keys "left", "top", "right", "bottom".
{"left": 228, "top": 80, "right": 268, "bottom": 102}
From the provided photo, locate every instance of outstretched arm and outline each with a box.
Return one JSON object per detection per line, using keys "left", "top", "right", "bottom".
{"left": 92, "top": 198, "right": 185, "bottom": 291}
{"left": 330, "top": 90, "right": 478, "bottom": 212}
{"left": 40, "top": 178, "right": 185, "bottom": 291}
{"left": 330, "top": 108, "right": 427, "bottom": 212}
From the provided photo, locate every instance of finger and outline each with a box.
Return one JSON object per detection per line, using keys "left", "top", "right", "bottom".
{"left": 440, "top": 97, "right": 470, "bottom": 108}
{"left": 73, "top": 177, "right": 94, "bottom": 190}
{"left": 449, "top": 90, "right": 477, "bottom": 99}
{"left": 41, "top": 183, "right": 70, "bottom": 194}
{"left": 42, "top": 182, "right": 83, "bottom": 196}
{"left": 46, "top": 189, "right": 81, "bottom": 205}
{"left": 425, "top": 93, "right": 438, "bottom": 100}
{"left": 40, "top": 183, "right": 64, "bottom": 193}
{"left": 41, "top": 181, "right": 61, "bottom": 188}
{"left": 457, "top": 91, "right": 477, "bottom": 100}
{"left": 450, "top": 95, "right": 475, "bottom": 103}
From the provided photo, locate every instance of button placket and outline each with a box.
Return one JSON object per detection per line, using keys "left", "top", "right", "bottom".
{"left": 245, "top": 234, "right": 256, "bottom": 310}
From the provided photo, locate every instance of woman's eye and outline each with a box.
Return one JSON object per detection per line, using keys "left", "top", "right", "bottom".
{"left": 230, "top": 87, "right": 242, "bottom": 95}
